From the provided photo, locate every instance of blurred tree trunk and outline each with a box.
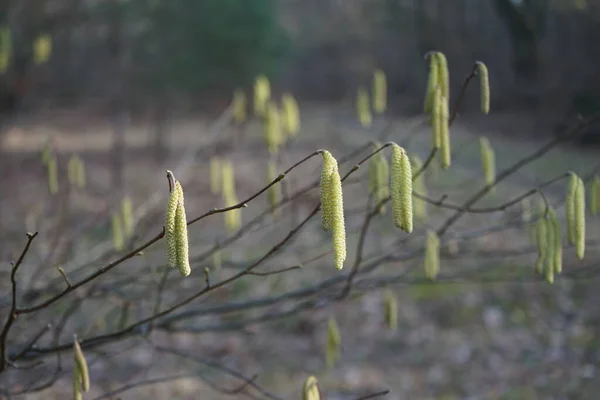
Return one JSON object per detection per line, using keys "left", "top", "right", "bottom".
{"left": 493, "top": 0, "right": 548, "bottom": 81}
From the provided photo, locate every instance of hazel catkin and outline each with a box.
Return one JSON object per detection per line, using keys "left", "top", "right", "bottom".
{"left": 390, "top": 144, "right": 413, "bottom": 233}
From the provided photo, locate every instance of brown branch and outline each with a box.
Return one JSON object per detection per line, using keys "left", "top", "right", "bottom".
{"left": 0, "top": 232, "right": 38, "bottom": 372}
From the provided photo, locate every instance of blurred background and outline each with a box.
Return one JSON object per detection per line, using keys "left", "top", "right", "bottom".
{"left": 2, "top": 1, "right": 600, "bottom": 399}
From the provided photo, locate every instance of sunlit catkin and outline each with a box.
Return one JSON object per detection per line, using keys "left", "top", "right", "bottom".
{"left": 357, "top": 87, "right": 372, "bottom": 128}
{"left": 439, "top": 94, "right": 451, "bottom": 169}
{"left": 303, "top": 376, "right": 320, "bottom": 400}
{"left": 373, "top": 69, "right": 387, "bottom": 114}
{"left": 73, "top": 337, "right": 90, "bottom": 393}
{"left": 566, "top": 173, "right": 578, "bottom": 245}
{"left": 253, "top": 75, "right": 270, "bottom": 116}
{"left": 424, "top": 230, "right": 440, "bottom": 280}
{"left": 431, "top": 86, "right": 442, "bottom": 148}
{"left": 265, "top": 101, "right": 283, "bottom": 154}
{"left": 424, "top": 53, "right": 439, "bottom": 115}
{"left": 435, "top": 51, "right": 450, "bottom": 101}
{"left": 67, "top": 155, "right": 85, "bottom": 190}
{"left": 174, "top": 182, "right": 191, "bottom": 277}
{"left": 479, "top": 137, "right": 495, "bottom": 188}
{"left": 122, "top": 196, "right": 134, "bottom": 238}
{"left": 233, "top": 89, "right": 247, "bottom": 124}
{"left": 210, "top": 157, "right": 221, "bottom": 195}
{"left": 384, "top": 290, "right": 398, "bottom": 332}
{"left": 165, "top": 171, "right": 180, "bottom": 268}
{"left": 111, "top": 212, "right": 124, "bottom": 251}
{"left": 281, "top": 93, "right": 300, "bottom": 136}
{"left": 475, "top": 61, "right": 490, "bottom": 115}
{"left": 47, "top": 155, "right": 59, "bottom": 195}
{"left": 574, "top": 176, "right": 586, "bottom": 260}
{"left": 319, "top": 151, "right": 346, "bottom": 269}
{"left": 33, "top": 34, "right": 52, "bottom": 65}
{"left": 267, "top": 160, "right": 281, "bottom": 217}
{"left": 590, "top": 175, "right": 600, "bottom": 216}
{"left": 411, "top": 156, "right": 427, "bottom": 220}
{"left": 390, "top": 144, "right": 413, "bottom": 233}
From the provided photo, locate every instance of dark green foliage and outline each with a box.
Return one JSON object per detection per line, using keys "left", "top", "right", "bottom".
{"left": 135, "top": 0, "right": 290, "bottom": 94}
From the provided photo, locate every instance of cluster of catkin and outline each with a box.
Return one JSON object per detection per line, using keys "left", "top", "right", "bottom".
{"left": 164, "top": 171, "right": 191, "bottom": 277}
{"left": 72, "top": 337, "right": 90, "bottom": 400}
{"left": 356, "top": 69, "right": 387, "bottom": 128}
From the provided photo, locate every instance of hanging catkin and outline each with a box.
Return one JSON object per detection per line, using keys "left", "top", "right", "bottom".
{"left": 439, "top": 93, "right": 451, "bottom": 169}
{"left": 383, "top": 290, "right": 398, "bottom": 332}
{"left": 253, "top": 75, "right": 270, "bottom": 116}
{"left": 424, "top": 53, "right": 439, "bottom": 115}
{"left": 281, "top": 93, "right": 300, "bottom": 136}
{"left": 320, "top": 150, "right": 346, "bottom": 270}
{"left": 390, "top": 144, "right": 413, "bottom": 233}
{"left": 73, "top": 337, "right": 90, "bottom": 397}
{"left": 475, "top": 61, "right": 490, "bottom": 114}
{"left": 303, "top": 376, "right": 320, "bottom": 400}
{"left": 233, "top": 89, "right": 247, "bottom": 124}
{"left": 479, "top": 137, "right": 495, "bottom": 188}
{"left": 372, "top": 69, "right": 387, "bottom": 114}
{"left": 356, "top": 87, "right": 372, "bottom": 128}
{"left": 566, "top": 172, "right": 578, "bottom": 245}
{"left": 424, "top": 230, "right": 440, "bottom": 280}
{"left": 574, "top": 176, "right": 586, "bottom": 260}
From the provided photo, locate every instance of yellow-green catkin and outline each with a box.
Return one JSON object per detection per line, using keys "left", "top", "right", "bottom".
{"left": 0, "top": 26, "right": 11, "bottom": 73}
{"left": 326, "top": 317, "right": 341, "bottom": 369}
{"left": 253, "top": 75, "right": 270, "bottom": 117}
{"left": 47, "top": 154, "right": 59, "bottom": 195}
{"left": 383, "top": 289, "right": 398, "bottom": 332}
{"left": 267, "top": 160, "right": 281, "bottom": 217}
{"left": 475, "top": 61, "right": 490, "bottom": 115}
{"left": 390, "top": 144, "right": 413, "bottom": 233}
{"left": 265, "top": 101, "right": 283, "bottom": 154}
{"left": 590, "top": 175, "right": 600, "bottom": 216}
{"left": 111, "top": 212, "right": 124, "bottom": 251}
{"left": 174, "top": 182, "right": 191, "bottom": 277}
{"left": 372, "top": 69, "right": 387, "bottom": 114}
{"left": 233, "top": 89, "right": 247, "bottom": 124}
{"left": 41, "top": 140, "right": 52, "bottom": 165}
{"left": 431, "top": 86, "right": 442, "bottom": 148}
{"left": 165, "top": 172, "right": 181, "bottom": 268}
{"left": 73, "top": 366, "right": 83, "bottom": 400}
{"left": 303, "top": 376, "right": 320, "bottom": 400}
{"left": 210, "top": 157, "right": 221, "bottom": 195}
{"left": 574, "top": 176, "right": 586, "bottom": 260}
{"left": 479, "top": 137, "right": 495, "bottom": 188}
{"left": 544, "top": 212, "right": 556, "bottom": 284}
{"left": 73, "top": 337, "right": 90, "bottom": 394}
{"left": 534, "top": 215, "right": 547, "bottom": 275}
{"left": 566, "top": 173, "right": 578, "bottom": 245}
{"left": 320, "top": 151, "right": 346, "bottom": 270}
{"left": 33, "top": 34, "right": 52, "bottom": 65}
{"left": 356, "top": 87, "right": 372, "bottom": 128}
{"left": 122, "top": 196, "right": 134, "bottom": 238}
{"left": 424, "top": 52, "right": 439, "bottom": 115}
{"left": 411, "top": 155, "right": 427, "bottom": 220}
{"left": 434, "top": 51, "right": 450, "bottom": 101}
{"left": 368, "top": 144, "right": 389, "bottom": 214}
{"left": 221, "top": 161, "right": 241, "bottom": 233}
{"left": 438, "top": 93, "right": 451, "bottom": 169}
{"left": 547, "top": 208, "right": 562, "bottom": 276}
{"left": 424, "top": 230, "right": 440, "bottom": 280}
{"left": 281, "top": 93, "right": 300, "bottom": 136}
